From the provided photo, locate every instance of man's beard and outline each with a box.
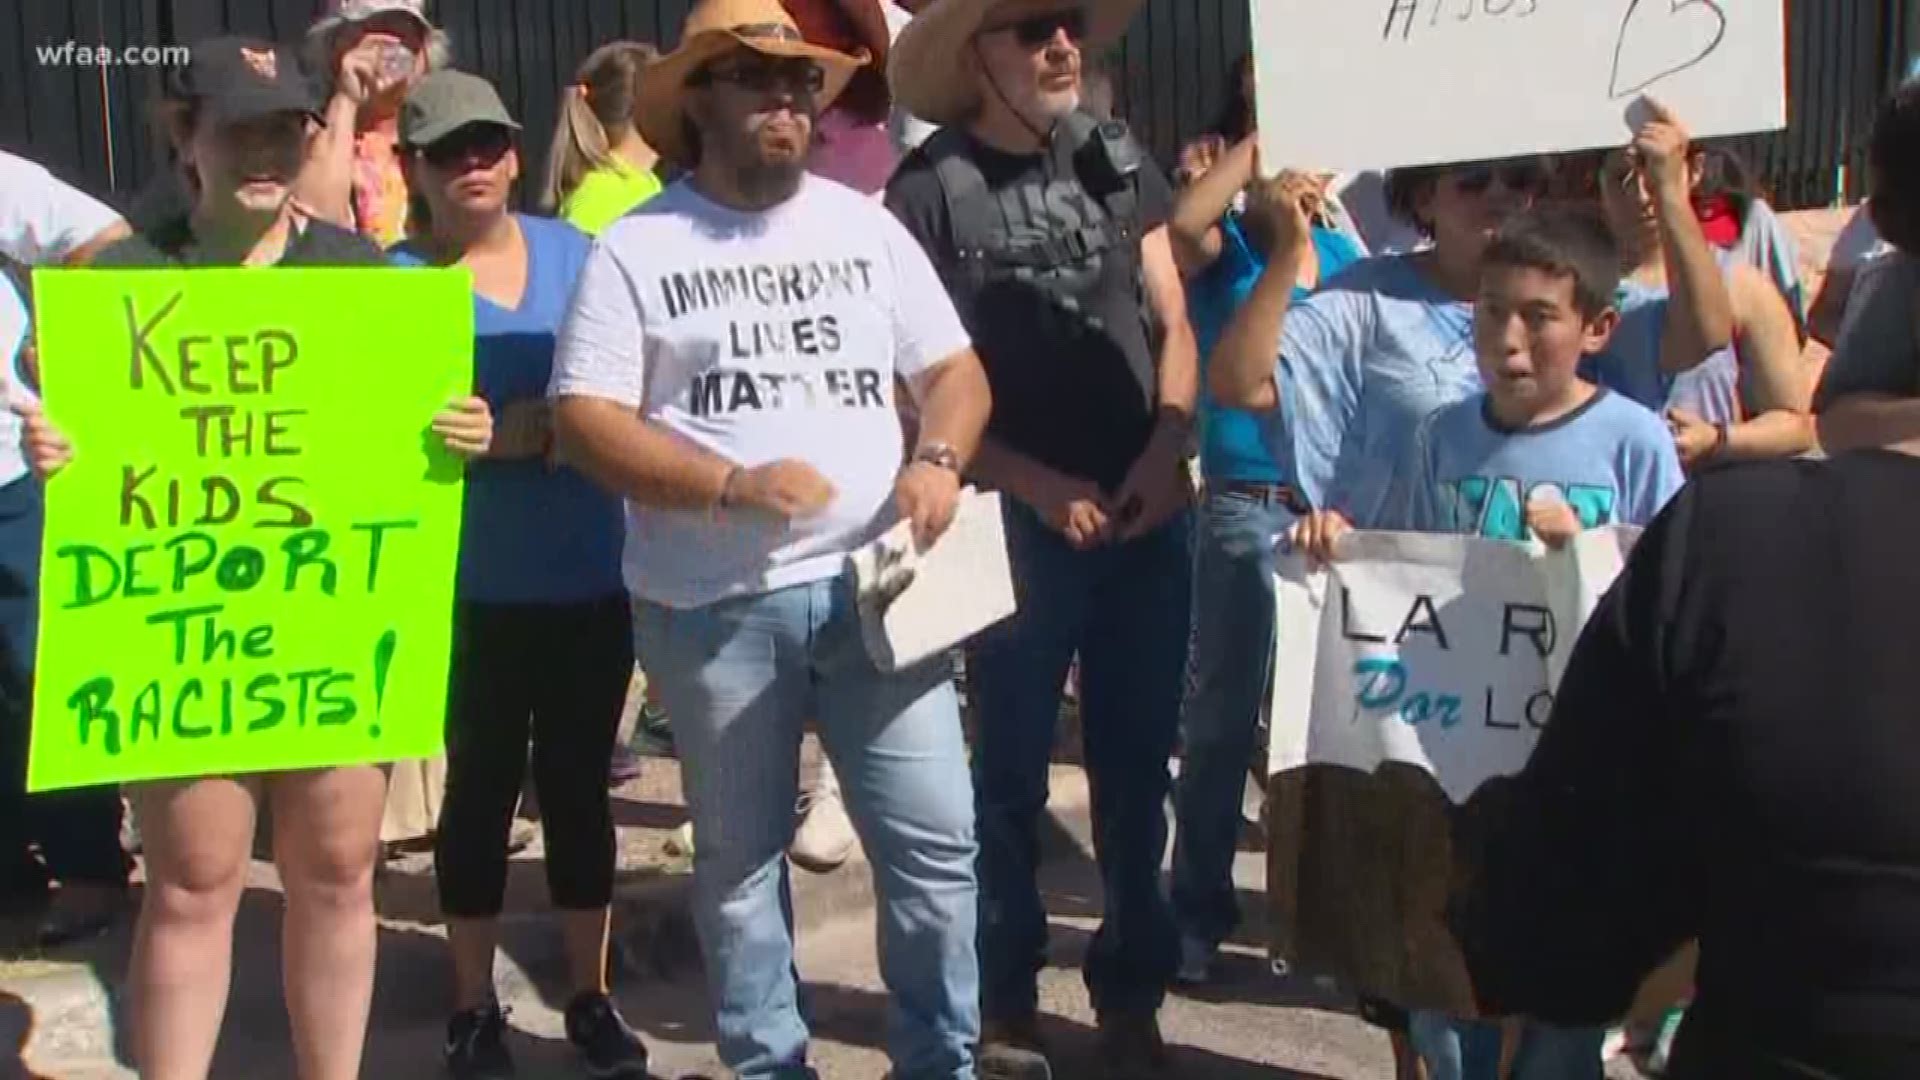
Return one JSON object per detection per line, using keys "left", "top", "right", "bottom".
{"left": 735, "top": 156, "right": 807, "bottom": 206}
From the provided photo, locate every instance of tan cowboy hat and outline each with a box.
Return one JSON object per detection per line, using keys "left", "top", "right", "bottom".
{"left": 638, "top": 0, "right": 870, "bottom": 168}
{"left": 890, "top": 0, "right": 1144, "bottom": 128}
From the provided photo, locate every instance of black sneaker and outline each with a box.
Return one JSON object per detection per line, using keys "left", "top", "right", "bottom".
{"left": 445, "top": 999, "right": 514, "bottom": 1079}
{"left": 564, "top": 991, "right": 650, "bottom": 1079}
{"left": 979, "top": 1014, "right": 1053, "bottom": 1080}
{"left": 1096, "top": 1010, "right": 1170, "bottom": 1080}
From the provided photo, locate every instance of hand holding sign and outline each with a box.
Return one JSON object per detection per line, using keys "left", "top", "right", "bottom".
{"left": 1243, "top": 167, "right": 1321, "bottom": 259}
{"left": 431, "top": 396, "right": 493, "bottom": 457}
{"left": 1288, "top": 509, "right": 1354, "bottom": 569}
{"left": 1628, "top": 97, "right": 1694, "bottom": 202}
{"left": 15, "top": 399, "right": 72, "bottom": 480}
{"left": 894, "top": 458, "right": 962, "bottom": 550}
{"left": 1524, "top": 487, "right": 1581, "bottom": 551}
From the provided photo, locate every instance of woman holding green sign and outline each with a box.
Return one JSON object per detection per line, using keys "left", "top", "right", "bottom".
{"left": 19, "top": 38, "right": 493, "bottom": 1080}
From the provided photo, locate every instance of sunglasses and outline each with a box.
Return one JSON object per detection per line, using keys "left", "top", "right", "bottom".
{"left": 421, "top": 124, "right": 513, "bottom": 171}
{"left": 1452, "top": 161, "right": 1547, "bottom": 196}
{"left": 698, "top": 60, "right": 827, "bottom": 96}
{"left": 981, "top": 8, "right": 1088, "bottom": 48}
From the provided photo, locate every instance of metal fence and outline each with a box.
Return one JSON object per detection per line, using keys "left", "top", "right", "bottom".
{"left": 1, "top": 0, "right": 1913, "bottom": 211}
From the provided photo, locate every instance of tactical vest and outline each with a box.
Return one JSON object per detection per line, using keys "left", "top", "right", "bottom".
{"left": 920, "top": 111, "right": 1146, "bottom": 298}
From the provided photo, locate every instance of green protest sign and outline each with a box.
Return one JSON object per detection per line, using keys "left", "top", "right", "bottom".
{"left": 26, "top": 268, "right": 474, "bottom": 792}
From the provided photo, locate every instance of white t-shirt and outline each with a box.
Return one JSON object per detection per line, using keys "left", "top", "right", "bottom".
{"left": 551, "top": 174, "right": 972, "bottom": 609}
{"left": 0, "top": 278, "right": 28, "bottom": 478}
{"left": 0, "top": 150, "right": 121, "bottom": 265}
{"left": 0, "top": 151, "right": 120, "bottom": 487}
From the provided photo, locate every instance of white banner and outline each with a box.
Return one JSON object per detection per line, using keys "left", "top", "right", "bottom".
{"left": 1252, "top": 0, "right": 1787, "bottom": 172}
{"left": 1268, "top": 528, "right": 1637, "bottom": 804}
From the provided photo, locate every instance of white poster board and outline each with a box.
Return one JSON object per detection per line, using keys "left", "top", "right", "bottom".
{"left": 1253, "top": 0, "right": 1787, "bottom": 172}
{"left": 1268, "top": 528, "right": 1636, "bottom": 804}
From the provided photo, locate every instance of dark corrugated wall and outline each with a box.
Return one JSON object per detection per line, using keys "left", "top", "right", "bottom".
{"left": 0, "top": 0, "right": 1911, "bottom": 211}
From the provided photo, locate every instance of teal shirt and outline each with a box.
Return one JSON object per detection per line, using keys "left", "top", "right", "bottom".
{"left": 1190, "top": 214, "right": 1361, "bottom": 484}
{"left": 1398, "top": 388, "right": 1684, "bottom": 539}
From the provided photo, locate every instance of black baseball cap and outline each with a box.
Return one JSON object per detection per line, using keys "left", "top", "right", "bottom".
{"left": 172, "top": 37, "right": 322, "bottom": 126}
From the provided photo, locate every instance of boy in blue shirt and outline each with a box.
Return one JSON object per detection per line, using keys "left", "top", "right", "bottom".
{"left": 1295, "top": 206, "right": 1683, "bottom": 558}
{"left": 1291, "top": 205, "right": 1682, "bottom": 1080}
{"left": 1403, "top": 207, "right": 1684, "bottom": 545}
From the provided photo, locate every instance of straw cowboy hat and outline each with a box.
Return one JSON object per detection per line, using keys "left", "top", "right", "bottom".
{"left": 638, "top": 0, "right": 871, "bottom": 168}
{"left": 890, "top": 0, "right": 1144, "bottom": 128}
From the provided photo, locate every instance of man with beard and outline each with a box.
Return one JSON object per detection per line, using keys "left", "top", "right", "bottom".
{"left": 549, "top": 1, "right": 995, "bottom": 1077}
{"left": 885, "top": 1, "right": 1197, "bottom": 1077}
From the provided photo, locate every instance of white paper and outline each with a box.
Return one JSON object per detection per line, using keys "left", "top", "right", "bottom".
{"left": 1253, "top": 0, "right": 1786, "bottom": 173}
{"left": 849, "top": 488, "right": 1017, "bottom": 672}
{"left": 1268, "top": 528, "right": 1636, "bottom": 804}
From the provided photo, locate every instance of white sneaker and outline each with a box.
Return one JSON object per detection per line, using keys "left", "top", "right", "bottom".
{"left": 789, "top": 760, "right": 859, "bottom": 873}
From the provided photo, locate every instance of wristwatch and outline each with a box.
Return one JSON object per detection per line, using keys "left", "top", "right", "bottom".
{"left": 913, "top": 442, "right": 962, "bottom": 475}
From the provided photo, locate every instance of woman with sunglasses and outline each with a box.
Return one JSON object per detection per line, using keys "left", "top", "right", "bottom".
{"left": 1588, "top": 101, "right": 1811, "bottom": 473}
{"left": 1212, "top": 152, "right": 1546, "bottom": 543}
{"left": 19, "top": 39, "right": 492, "bottom": 1080}
{"left": 389, "top": 70, "right": 646, "bottom": 1080}
{"left": 1208, "top": 153, "right": 1544, "bottom": 1080}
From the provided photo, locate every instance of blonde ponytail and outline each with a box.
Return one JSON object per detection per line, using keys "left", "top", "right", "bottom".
{"left": 542, "top": 41, "right": 658, "bottom": 212}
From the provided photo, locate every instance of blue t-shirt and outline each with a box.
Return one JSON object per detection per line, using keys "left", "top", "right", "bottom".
{"left": 390, "top": 214, "right": 625, "bottom": 604}
{"left": 1587, "top": 264, "right": 1742, "bottom": 425}
{"left": 1399, "top": 388, "right": 1684, "bottom": 539}
{"left": 1278, "top": 254, "right": 1481, "bottom": 528}
{"left": 1190, "top": 215, "right": 1361, "bottom": 483}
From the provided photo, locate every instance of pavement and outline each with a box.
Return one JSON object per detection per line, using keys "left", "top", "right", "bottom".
{"left": 0, "top": 739, "right": 1392, "bottom": 1079}
{"left": 0, "top": 663, "right": 1679, "bottom": 1080}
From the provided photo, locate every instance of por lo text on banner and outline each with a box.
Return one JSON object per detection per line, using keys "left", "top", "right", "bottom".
{"left": 1264, "top": 528, "right": 1641, "bottom": 1014}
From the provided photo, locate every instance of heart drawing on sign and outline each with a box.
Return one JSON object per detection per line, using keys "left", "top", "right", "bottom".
{"left": 1609, "top": 0, "right": 1728, "bottom": 99}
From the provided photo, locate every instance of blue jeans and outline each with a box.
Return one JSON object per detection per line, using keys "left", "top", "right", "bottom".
{"left": 968, "top": 499, "right": 1193, "bottom": 1021}
{"left": 1170, "top": 488, "right": 1294, "bottom": 950}
{"left": 0, "top": 477, "right": 126, "bottom": 889}
{"left": 635, "top": 577, "right": 979, "bottom": 1080}
{"left": 1410, "top": 1011, "right": 1605, "bottom": 1080}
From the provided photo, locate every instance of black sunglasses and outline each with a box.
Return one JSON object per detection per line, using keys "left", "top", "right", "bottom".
{"left": 981, "top": 8, "right": 1088, "bottom": 48}
{"left": 421, "top": 124, "right": 514, "bottom": 171}
{"left": 1452, "top": 161, "right": 1547, "bottom": 196}
{"left": 697, "top": 59, "right": 827, "bottom": 96}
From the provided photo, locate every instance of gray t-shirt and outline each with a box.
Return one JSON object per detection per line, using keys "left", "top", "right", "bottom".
{"left": 1814, "top": 251, "right": 1920, "bottom": 410}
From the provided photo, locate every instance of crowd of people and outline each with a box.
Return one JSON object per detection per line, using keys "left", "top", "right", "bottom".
{"left": 0, "top": 0, "right": 1916, "bottom": 1078}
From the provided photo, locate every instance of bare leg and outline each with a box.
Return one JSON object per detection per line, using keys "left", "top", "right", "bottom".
{"left": 128, "top": 777, "right": 259, "bottom": 1080}
{"left": 272, "top": 765, "right": 387, "bottom": 1080}
{"left": 560, "top": 906, "right": 612, "bottom": 996}
{"left": 446, "top": 916, "right": 501, "bottom": 1011}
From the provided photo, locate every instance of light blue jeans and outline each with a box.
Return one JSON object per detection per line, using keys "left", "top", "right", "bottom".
{"left": 1410, "top": 1011, "right": 1605, "bottom": 1080}
{"left": 635, "top": 576, "right": 979, "bottom": 1080}
{"left": 1170, "top": 487, "right": 1295, "bottom": 951}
